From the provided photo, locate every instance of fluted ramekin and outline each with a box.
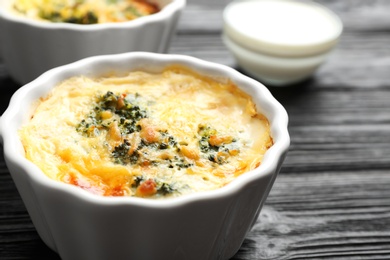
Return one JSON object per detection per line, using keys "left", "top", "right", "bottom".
{"left": 0, "top": 0, "right": 185, "bottom": 84}
{"left": 0, "top": 52, "right": 289, "bottom": 260}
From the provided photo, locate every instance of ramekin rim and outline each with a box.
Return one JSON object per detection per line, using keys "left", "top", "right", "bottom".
{"left": 0, "top": 52, "right": 290, "bottom": 208}
{"left": 0, "top": 0, "right": 186, "bottom": 31}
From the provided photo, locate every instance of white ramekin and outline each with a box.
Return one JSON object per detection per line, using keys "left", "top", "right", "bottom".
{"left": 0, "top": 0, "right": 186, "bottom": 84}
{"left": 223, "top": 0, "right": 343, "bottom": 86}
{"left": 0, "top": 52, "right": 289, "bottom": 260}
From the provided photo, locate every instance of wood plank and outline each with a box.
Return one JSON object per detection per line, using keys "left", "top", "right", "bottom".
{"left": 169, "top": 31, "right": 390, "bottom": 88}
{"left": 179, "top": 0, "right": 390, "bottom": 33}
{"left": 233, "top": 171, "right": 390, "bottom": 260}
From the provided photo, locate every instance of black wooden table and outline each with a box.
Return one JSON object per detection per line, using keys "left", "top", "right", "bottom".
{"left": 1, "top": 0, "right": 390, "bottom": 259}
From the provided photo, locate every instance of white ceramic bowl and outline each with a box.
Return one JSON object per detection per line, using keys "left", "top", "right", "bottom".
{"left": 0, "top": 52, "right": 289, "bottom": 260}
{"left": 223, "top": 0, "right": 343, "bottom": 86}
{"left": 0, "top": 0, "right": 185, "bottom": 84}
{"left": 223, "top": 34, "right": 332, "bottom": 86}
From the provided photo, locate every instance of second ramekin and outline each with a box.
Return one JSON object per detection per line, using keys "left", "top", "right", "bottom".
{"left": 0, "top": 0, "right": 186, "bottom": 84}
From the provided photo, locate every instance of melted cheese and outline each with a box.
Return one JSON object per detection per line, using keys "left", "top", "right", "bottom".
{"left": 19, "top": 66, "right": 273, "bottom": 199}
{"left": 12, "top": 0, "right": 159, "bottom": 24}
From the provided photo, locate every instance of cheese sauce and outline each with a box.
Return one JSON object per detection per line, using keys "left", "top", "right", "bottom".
{"left": 19, "top": 66, "right": 273, "bottom": 198}
{"left": 12, "top": 0, "right": 159, "bottom": 24}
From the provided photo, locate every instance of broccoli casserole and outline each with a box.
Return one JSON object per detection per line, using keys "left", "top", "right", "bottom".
{"left": 12, "top": 0, "right": 159, "bottom": 24}
{"left": 19, "top": 66, "right": 273, "bottom": 198}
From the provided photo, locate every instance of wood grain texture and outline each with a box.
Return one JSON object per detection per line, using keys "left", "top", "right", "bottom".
{"left": 1, "top": 0, "right": 390, "bottom": 259}
{"left": 232, "top": 171, "right": 390, "bottom": 260}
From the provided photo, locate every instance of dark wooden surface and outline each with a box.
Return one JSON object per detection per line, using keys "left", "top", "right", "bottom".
{"left": 1, "top": 0, "right": 390, "bottom": 259}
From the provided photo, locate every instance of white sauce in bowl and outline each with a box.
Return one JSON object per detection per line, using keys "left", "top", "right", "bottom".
{"left": 223, "top": 0, "right": 343, "bottom": 57}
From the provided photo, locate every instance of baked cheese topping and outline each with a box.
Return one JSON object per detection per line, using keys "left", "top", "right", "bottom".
{"left": 12, "top": 0, "right": 159, "bottom": 24}
{"left": 19, "top": 66, "right": 273, "bottom": 198}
